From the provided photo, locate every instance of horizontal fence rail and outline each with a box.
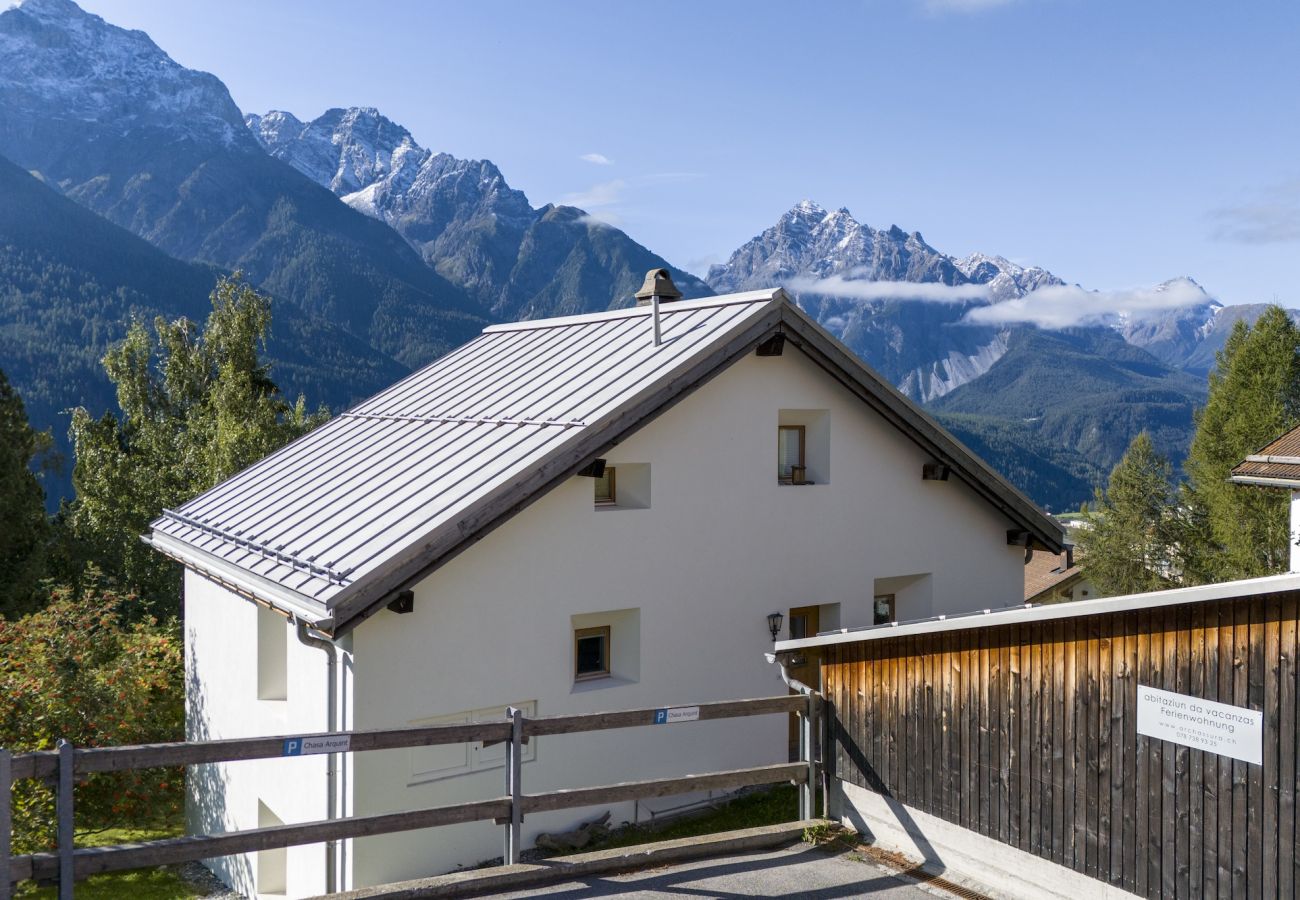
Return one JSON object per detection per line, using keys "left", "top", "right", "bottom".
{"left": 2, "top": 693, "right": 812, "bottom": 898}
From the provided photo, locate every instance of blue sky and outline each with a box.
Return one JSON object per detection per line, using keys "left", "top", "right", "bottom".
{"left": 80, "top": 0, "right": 1300, "bottom": 305}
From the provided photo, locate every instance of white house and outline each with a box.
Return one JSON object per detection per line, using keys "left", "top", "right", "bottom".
{"left": 146, "top": 272, "right": 1063, "bottom": 898}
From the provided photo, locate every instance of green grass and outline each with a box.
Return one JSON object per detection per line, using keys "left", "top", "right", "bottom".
{"left": 550, "top": 784, "right": 811, "bottom": 856}
{"left": 17, "top": 825, "right": 201, "bottom": 900}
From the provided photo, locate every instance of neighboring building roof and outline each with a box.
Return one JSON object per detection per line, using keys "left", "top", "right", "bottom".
{"left": 1230, "top": 424, "right": 1300, "bottom": 488}
{"left": 1023, "top": 546, "right": 1085, "bottom": 603}
{"left": 146, "top": 288, "right": 1064, "bottom": 636}
{"left": 775, "top": 571, "right": 1300, "bottom": 653}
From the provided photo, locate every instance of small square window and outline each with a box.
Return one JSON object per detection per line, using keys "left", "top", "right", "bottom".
{"left": 594, "top": 467, "right": 616, "bottom": 506}
{"left": 778, "top": 425, "right": 806, "bottom": 483}
{"left": 873, "top": 594, "right": 896, "bottom": 625}
{"left": 574, "top": 625, "right": 611, "bottom": 680}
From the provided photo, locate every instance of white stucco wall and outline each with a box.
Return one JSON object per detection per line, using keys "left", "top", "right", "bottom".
{"left": 345, "top": 346, "right": 1028, "bottom": 887}
{"left": 185, "top": 572, "right": 351, "bottom": 898}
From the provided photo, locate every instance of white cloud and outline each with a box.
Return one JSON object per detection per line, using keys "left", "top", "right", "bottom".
{"left": 560, "top": 179, "right": 625, "bottom": 211}
{"left": 785, "top": 274, "right": 990, "bottom": 302}
{"left": 1209, "top": 179, "right": 1300, "bottom": 244}
{"left": 579, "top": 152, "right": 613, "bottom": 166}
{"left": 964, "top": 278, "right": 1212, "bottom": 329}
{"left": 575, "top": 211, "right": 622, "bottom": 228}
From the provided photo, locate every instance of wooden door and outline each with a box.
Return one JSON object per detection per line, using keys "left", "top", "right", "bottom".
{"left": 786, "top": 605, "right": 821, "bottom": 759}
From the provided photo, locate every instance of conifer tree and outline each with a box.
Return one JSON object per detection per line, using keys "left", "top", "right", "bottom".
{"left": 1078, "top": 431, "right": 1177, "bottom": 596}
{"left": 67, "top": 276, "right": 327, "bottom": 615}
{"left": 1181, "top": 306, "right": 1300, "bottom": 581}
{"left": 0, "top": 368, "right": 51, "bottom": 618}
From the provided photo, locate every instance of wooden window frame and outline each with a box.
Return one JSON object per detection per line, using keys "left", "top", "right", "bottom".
{"left": 778, "top": 424, "right": 806, "bottom": 484}
{"left": 574, "top": 625, "right": 612, "bottom": 681}
{"left": 594, "top": 466, "right": 617, "bottom": 506}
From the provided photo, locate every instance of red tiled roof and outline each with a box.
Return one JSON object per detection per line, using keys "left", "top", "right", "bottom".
{"left": 1024, "top": 548, "right": 1085, "bottom": 602}
{"left": 1231, "top": 424, "right": 1300, "bottom": 485}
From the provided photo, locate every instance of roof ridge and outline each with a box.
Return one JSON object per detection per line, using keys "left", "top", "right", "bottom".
{"left": 482, "top": 289, "right": 784, "bottom": 334}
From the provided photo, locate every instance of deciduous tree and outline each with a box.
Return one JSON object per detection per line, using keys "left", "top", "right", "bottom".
{"left": 67, "top": 276, "right": 326, "bottom": 614}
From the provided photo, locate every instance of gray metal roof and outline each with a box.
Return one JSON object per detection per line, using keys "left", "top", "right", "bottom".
{"left": 148, "top": 287, "right": 1063, "bottom": 636}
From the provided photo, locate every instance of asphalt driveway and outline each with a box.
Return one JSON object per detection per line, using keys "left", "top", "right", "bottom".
{"left": 490, "top": 841, "right": 949, "bottom": 899}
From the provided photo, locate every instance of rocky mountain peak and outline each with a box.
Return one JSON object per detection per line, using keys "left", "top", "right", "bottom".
{"left": 0, "top": 0, "right": 252, "bottom": 151}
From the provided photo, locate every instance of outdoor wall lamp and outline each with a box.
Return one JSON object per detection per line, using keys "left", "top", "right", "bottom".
{"left": 767, "top": 611, "right": 784, "bottom": 641}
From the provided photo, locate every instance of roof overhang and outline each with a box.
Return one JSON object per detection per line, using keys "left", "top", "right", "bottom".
{"left": 145, "top": 531, "right": 333, "bottom": 628}
{"left": 1229, "top": 474, "right": 1300, "bottom": 490}
{"left": 774, "top": 571, "right": 1300, "bottom": 654}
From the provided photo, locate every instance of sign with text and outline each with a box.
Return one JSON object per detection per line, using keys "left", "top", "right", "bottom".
{"left": 282, "top": 734, "right": 352, "bottom": 757}
{"left": 1136, "top": 685, "right": 1261, "bottom": 765}
{"left": 653, "top": 706, "right": 700, "bottom": 725}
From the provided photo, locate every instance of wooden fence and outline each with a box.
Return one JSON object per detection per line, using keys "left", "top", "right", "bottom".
{"left": 822, "top": 591, "right": 1299, "bottom": 899}
{"left": 1, "top": 693, "right": 815, "bottom": 899}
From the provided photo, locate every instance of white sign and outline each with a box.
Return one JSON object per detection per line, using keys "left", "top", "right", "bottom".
{"left": 653, "top": 706, "right": 700, "bottom": 725}
{"left": 282, "top": 734, "right": 352, "bottom": 757}
{"left": 1136, "top": 685, "right": 1262, "bottom": 765}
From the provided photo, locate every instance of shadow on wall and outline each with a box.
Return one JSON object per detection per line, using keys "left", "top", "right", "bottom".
{"left": 837, "top": 720, "right": 946, "bottom": 880}
{"left": 186, "top": 640, "right": 254, "bottom": 893}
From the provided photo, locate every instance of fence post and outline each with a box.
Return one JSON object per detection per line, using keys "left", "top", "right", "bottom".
{"left": 503, "top": 707, "right": 523, "bottom": 865}
{"left": 56, "top": 739, "right": 73, "bottom": 900}
{"left": 1, "top": 749, "right": 11, "bottom": 900}
{"left": 798, "top": 695, "right": 814, "bottom": 820}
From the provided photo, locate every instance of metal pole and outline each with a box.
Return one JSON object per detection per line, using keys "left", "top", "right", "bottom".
{"left": 798, "top": 699, "right": 813, "bottom": 820}
{"left": 1, "top": 749, "right": 11, "bottom": 900}
{"left": 56, "top": 739, "right": 73, "bottom": 900}
{"left": 504, "top": 707, "right": 523, "bottom": 865}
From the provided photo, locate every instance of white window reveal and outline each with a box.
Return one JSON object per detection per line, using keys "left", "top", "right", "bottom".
{"left": 571, "top": 608, "right": 640, "bottom": 690}
{"left": 257, "top": 800, "right": 287, "bottom": 895}
{"left": 777, "top": 409, "right": 829, "bottom": 484}
{"left": 256, "top": 604, "right": 288, "bottom": 701}
{"left": 407, "top": 700, "right": 538, "bottom": 785}
{"left": 592, "top": 463, "right": 650, "bottom": 510}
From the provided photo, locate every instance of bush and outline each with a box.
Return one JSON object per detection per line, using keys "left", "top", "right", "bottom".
{"left": 0, "top": 583, "right": 183, "bottom": 852}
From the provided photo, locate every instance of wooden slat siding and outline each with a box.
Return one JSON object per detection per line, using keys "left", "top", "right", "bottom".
{"left": 1135, "top": 608, "right": 1150, "bottom": 897}
{"left": 1063, "top": 615, "right": 1078, "bottom": 869}
{"left": 1203, "top": 602, "right": 1222, "bottom": 900}
{"left": 1246, "top": 600, "right": 1265, "bottom": 900}
{"left": 1233, "top": 600, "right": 1250, "bottom": 897}
{"left": 1262, "top": 596, "right": 1282, "bottom": 900}
{"left": 1220, "top": 600, "right": 1237, "bottom": 895}
{"left": 1052, "top": 618, "right": 1067, "bottom": 867}
{"left": 978, "top": 626, "right": 991, "bottom": 840}
{"left": 1280, "top": 595, "right": 1297, "bottom": 900}
{"left": 820, "top": 591, "right": 1300, "bottom": 900}
{"left": 1099, "top": 618, "right": 1113, "bottom": 883}
{"left": 1173, "top": 605, "right": 1190, "bottom": 899}
{"left": 1161, "top": 606, "right": 1177, "bottom": 900}
{"left": 1189, "top": 604, "right": 1205, "bottom": 896}
{"left": 1122, "top": 611, "right": 1139, "bottom": 894}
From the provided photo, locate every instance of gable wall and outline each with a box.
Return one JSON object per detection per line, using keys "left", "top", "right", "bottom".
{"left": 345, "top": 344, "right": 1027, "bottom": 886}
{"left": 184, "top": 571, "right": 342, "bottom": 898}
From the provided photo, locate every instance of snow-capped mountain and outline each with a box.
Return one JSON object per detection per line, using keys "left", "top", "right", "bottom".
{"left": 247, "top": 106, "right": 710, "bottom": 319}
{"left": 0, "top": 0, "right": 253, "bottom": 153}
{"left": 708, "top": 201, "right": 1066, "bottom": 402}
{"left": 0, "top": 0, "right": 482, "bottom": 368}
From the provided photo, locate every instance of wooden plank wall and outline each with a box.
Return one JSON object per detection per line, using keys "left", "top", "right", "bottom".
{"left": 823, "top": 592, "right": 1300, "bottom": 899}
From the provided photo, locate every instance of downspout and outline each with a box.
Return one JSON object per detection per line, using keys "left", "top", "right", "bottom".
{"left": 764, "top": 650, "right": 815, "bottom": 695}
{"left": 295, "top": 617, "right": 339, "bottom": 895}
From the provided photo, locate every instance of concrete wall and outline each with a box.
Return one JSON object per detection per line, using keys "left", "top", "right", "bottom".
{"left": 185, "top": 572, "right": 352, "bottom": 898}
{"left": 835, "top": 780, "right": 1138, "bottom": 899}
{"left": 346, "top": 346, "right": 1027, "bottom": 886}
